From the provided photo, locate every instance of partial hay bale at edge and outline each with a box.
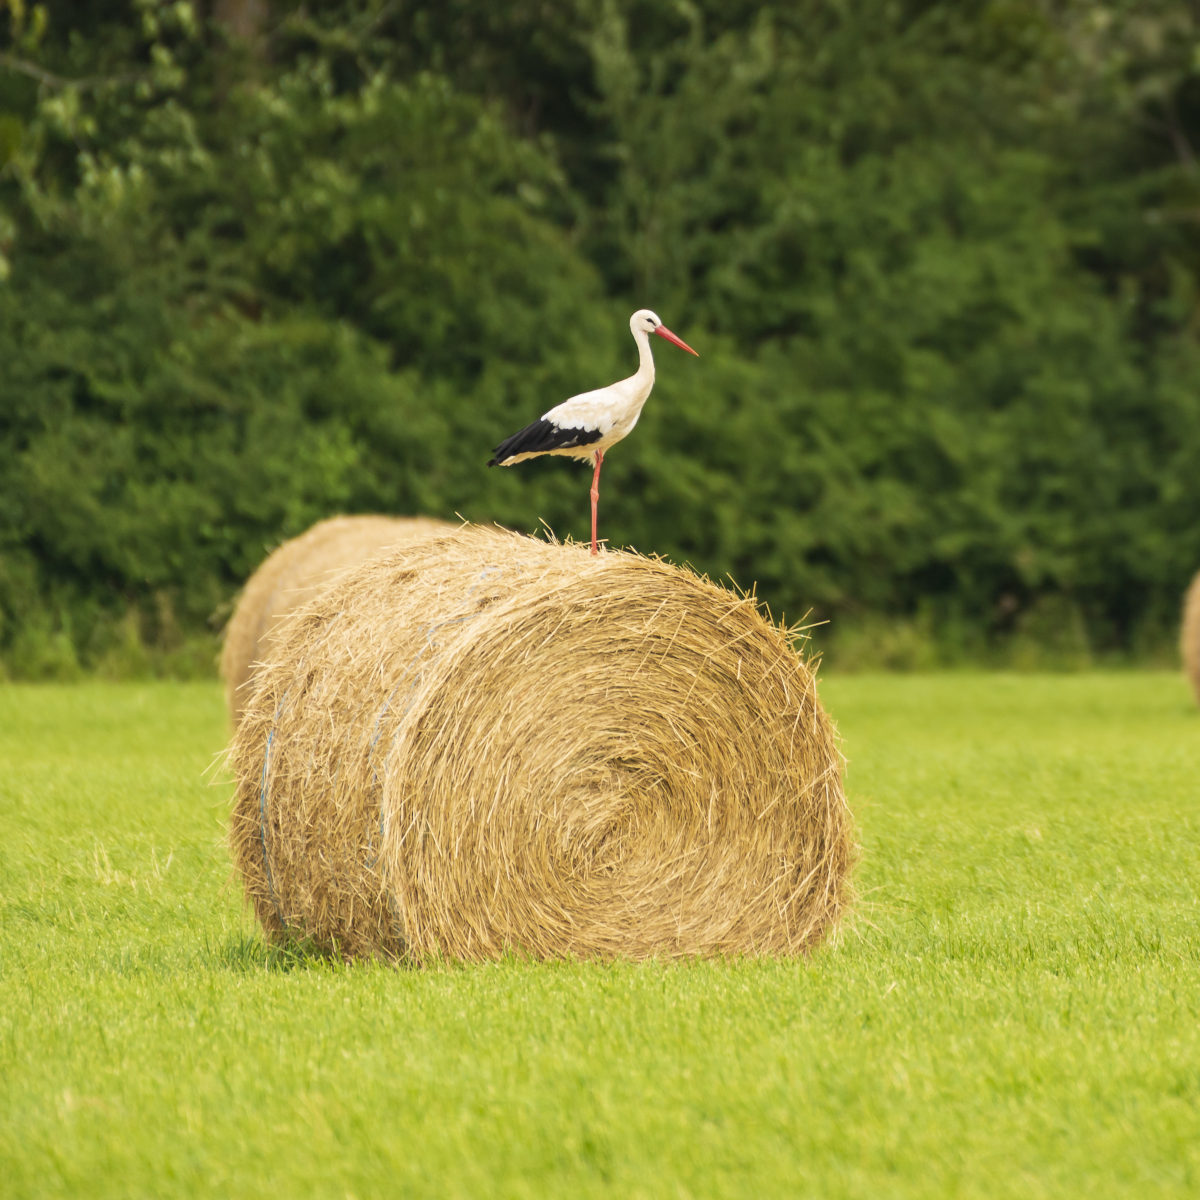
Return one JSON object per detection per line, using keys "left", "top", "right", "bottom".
{"left": 1183, "top": 571, "right": 1200, "bottom": 705}
{"left": 219, "top": 514, "right": 455, "bottom": 723}
{"left": 229, "top": 524, "right": 855, "bottom": 963}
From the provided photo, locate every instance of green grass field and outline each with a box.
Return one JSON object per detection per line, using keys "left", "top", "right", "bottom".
{"left": 1, "top": 674, "right": 1197, "bottom": 1198}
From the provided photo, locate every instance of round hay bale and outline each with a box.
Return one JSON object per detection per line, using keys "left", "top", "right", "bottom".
{"left": 1183, "top": 571, "right": 1200, "bottom": 705}
{"left": 228, "top": 525, "right": 854, "bottom": 962}
{"left": 220, "top": 514, "right": 455, "bottom": 723}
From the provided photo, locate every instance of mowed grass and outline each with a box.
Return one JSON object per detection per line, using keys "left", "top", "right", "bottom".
{"left": 1, "top": 675, "right": 1198, "bottom": 1199}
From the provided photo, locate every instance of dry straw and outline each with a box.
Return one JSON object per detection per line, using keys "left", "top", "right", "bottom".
{"left": 228, "top": 524, "right": 854, "bottom": 962}
{"left": 1183, "top": 571, "right": 1200, "bottom": 705}
{"left": 220, "top": 514, "right": 454, "bottom": 723}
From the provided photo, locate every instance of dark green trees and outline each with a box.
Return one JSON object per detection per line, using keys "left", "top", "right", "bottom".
{"left": 2, "top": 1, "right": 1199, "bottom": 672}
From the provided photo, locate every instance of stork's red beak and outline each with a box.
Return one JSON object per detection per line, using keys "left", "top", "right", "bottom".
{"left": 655, "top": 325, "right": 699, "bottom": 356}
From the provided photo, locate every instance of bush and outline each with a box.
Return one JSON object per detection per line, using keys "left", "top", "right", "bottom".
{"left": 2, "top": 1, "right": 1200, "bottom": 673}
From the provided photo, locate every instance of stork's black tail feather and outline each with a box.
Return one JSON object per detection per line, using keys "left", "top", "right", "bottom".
{"left": 488, "top": 418, "right": 603, "bottom": 466}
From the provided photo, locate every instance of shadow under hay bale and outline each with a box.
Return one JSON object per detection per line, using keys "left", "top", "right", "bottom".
{"left": 228, "top": 525, "right": 855, "bottom": 963}
{"left": 1183, "top": 572, "right": 1200, "bottom": 705}
{"left": 220, "top": 514, "right": 454, "bottom": 723}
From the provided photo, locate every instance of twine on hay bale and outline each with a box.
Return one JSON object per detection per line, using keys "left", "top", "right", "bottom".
{"left": 228, "top": 524, "right": 855, "bottom": 962}
{"left": 220, "top": 514, "right": 454, "bottom": 723}
{"left": 1183, "top": 571, "right": 1200, "bottom": 705}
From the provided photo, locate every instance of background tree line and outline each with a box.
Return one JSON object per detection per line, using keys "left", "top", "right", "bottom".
{"left": 2, "top": 0, "right": 1199, "bottom": 675}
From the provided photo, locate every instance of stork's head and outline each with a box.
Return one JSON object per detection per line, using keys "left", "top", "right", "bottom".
{"left": 630, "top": 309, "right": 699, "bottom": 356}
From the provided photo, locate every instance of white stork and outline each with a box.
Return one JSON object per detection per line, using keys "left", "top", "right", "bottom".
{"left": 488, "top": 308, "right": 699, "bottom": 555}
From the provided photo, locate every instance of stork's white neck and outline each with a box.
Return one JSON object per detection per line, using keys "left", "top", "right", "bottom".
{"left": 631, "top": 326, "right": 656, "bottom": 389}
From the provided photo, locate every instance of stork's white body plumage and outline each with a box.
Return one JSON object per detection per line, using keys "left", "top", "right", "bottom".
{"left": 488, "top": 309, "right": 698, "bottom": 553}
{"left": 492, "top": 336, "right": 658, "bottom": 465}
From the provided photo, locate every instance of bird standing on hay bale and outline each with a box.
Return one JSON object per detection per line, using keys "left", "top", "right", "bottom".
{"left": 488, "top": 309, "right": 699, "bottom": 556}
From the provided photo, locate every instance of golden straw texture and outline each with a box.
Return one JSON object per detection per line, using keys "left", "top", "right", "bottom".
{"left": 229, "top": 525, "right": 854, "bottom": 962}
{"left": 219, "top": 514, "right": 454, "bottom": 723}
{"left": 1183, "top": 571, "right": 1200, "bottom": 705}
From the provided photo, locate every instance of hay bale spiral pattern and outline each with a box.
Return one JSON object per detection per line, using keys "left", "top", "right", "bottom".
{"left": 229, "top": 525, "right": 854, "bottom": 962}
{"left": 220, "top": 514, "right": 453, "bottom": 723}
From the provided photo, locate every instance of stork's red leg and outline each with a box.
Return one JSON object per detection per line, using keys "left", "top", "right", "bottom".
{"left": 590, "top": 449, "right": 605, "bottom": 555}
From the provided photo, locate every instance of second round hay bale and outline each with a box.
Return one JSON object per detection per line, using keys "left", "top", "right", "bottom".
{"left": 220, "top": 514, "right": 454, "bottom": 722}
{"left": 1183, "top": 571, "right": 1200, "bottom": 705}
{"left": 229, "top": 524, "right": 854, "bottom": 963}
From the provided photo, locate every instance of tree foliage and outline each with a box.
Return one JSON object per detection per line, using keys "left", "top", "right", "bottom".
{"left": 2, "top": 0, "right": 1200, "bottom": 673}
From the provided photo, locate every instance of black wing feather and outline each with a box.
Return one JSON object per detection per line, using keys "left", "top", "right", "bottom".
{"left": 487, "top": 418, "right": 603, "bottom": 466}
